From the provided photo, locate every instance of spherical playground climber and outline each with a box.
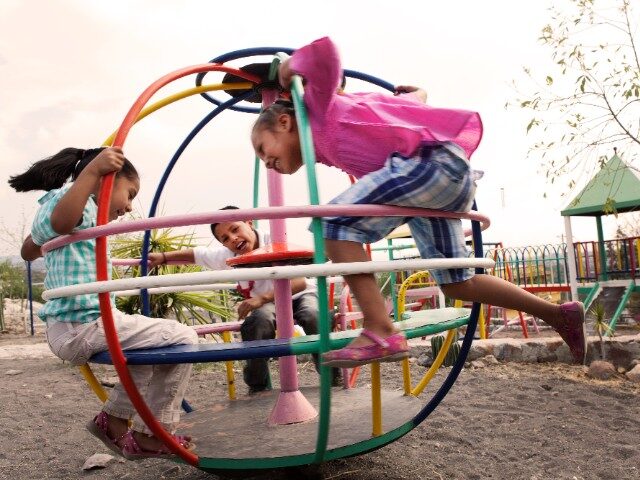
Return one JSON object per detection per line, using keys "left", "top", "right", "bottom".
{"left": 40, "top": 46, "right": 494, "bottom": 472}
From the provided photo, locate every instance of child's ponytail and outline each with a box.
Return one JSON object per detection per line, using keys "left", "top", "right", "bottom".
{"left": 8, "top": 147, "right": 106, "bottom": 192}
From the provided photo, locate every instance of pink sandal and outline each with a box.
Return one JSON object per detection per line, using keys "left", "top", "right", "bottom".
{"left": 86, "top": 411, "right": 127, "bottom": 457}
{"left": 322, "top": 330, "right": 409, "bottom": 368}
{"left": 121, "top": 430, "right": 194, "bottom": 461}
{"left": 556, "top": 301, "right": 588, "bottom": 364}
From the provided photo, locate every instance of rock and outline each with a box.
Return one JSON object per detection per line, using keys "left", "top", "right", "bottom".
{"left": 5, "top": 369, "right": 23, "bottom": 376}
{"left": 482, "top": 354, "right": 499, "bottom": 365}
{"left": 470, "top": 360, "right": 485, "bottom": 368}
{"left": 626, "top": 364, "right": 640, "bottom": 383}
{"left": 617, "top": 367, "right": 626, "bottom": 374}
{"left": 586, "top": 360, "right": 616, "bottom": 380}
{"left": 44, "top": 394, "right": 53, "bottom": 399}
{"left": 162, "top": 465, "right": 182, "bottom": 476}
{"left": 81, "top": 453, "right": 114, "bottom": 470}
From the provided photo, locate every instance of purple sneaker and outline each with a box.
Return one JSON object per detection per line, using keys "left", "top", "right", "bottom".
{"left": 556, "top": 301, "right": 587, "bottom": 364}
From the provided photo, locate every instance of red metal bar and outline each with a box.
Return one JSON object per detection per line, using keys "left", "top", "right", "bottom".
{"left": 96, "top": 63, "right": 261, "bottom": 466}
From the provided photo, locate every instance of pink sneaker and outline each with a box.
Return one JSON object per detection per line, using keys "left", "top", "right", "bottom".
{"left": 556, "top": 301, "right": 588, "bottom": 364}
{"left": 321, "top": 330, "right": 409, "bottom": 368}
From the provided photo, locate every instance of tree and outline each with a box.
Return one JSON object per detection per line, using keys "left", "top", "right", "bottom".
{"left": 513, "top": 0, "right": 639, "bottom": 195}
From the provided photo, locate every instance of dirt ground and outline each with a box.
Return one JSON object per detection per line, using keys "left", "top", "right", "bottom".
{"left": 1, "top": 342, "right": 639, "bottom": 480}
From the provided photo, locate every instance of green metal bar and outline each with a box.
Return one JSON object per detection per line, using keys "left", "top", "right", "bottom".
{"left": 290, "top": 314, "right": 471, "bottom": 356}
{"left": 387, "top": 239, "right": 400, "bottom": 322}
{"left": 194, "top": 421, "right": 414, "bottom": 471}
{"left": 370, "top": 243, "right": 417, "bottom": 252}
{"left": 596, "top": 216, "right": 608, "bottom": 281}
{"left": 581, "top": 282, "right": 600, "bottom": 310}
{"left": 287, "top": 63, "right": 331, "bottom": 464}
{"left": 252, "top": 155, "right": 261, "bottom": 227}
{"left": 606, "top": 280, "right": 635, "bottom": 336}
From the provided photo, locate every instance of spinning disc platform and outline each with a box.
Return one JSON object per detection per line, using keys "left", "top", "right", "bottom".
{"left": 179, "top": 385, "right": 422, "bottom": 469}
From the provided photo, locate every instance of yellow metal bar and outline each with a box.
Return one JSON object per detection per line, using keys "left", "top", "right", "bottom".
{"left": 401, "top": 357, "right": 411, "bottom": 395}
{"left": 102, "top": 82, "right": 254, "bottom": 146}
{"left": 478, "top": 305, "right": 487, "bottom": 340}
{"left": 411, "top": 329, "right": 456, "bottom": 397}
{"left": 370, "top": 362, "right": 382, "bottom": 436}
{"left": 222, "top": 330, "right": 236, "bottom": 400}
{"left": 79, "top": 364, "right": 109, "bottom": 402}
{"left": 577, "top": 246, "right": 585, "bottom": 279}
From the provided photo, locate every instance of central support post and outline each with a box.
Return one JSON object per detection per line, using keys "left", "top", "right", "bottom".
{"left": 261, "top": 88, "right": 317, "bottom": 425}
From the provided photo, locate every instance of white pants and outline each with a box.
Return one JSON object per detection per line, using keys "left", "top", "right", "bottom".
{"left": 46, "top": 311, "right": 198, "bottom": 434}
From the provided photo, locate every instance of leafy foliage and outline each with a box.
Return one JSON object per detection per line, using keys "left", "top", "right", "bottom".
{"left": 111, "top": 227, "right": 233, "bottom": 324}
{"left": 512, "top": 0, "right": 639, "bottom": 195}
{"left": 589, "top": 300, "right": 613, "bottom": 359}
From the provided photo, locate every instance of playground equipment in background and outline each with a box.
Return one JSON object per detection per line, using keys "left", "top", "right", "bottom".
{"left": 39, "top": 47, "right": 494, "bottom": 471}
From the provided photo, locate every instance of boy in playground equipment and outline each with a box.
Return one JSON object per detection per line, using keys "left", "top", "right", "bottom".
{"left": 10, "top": 147, "right": 197, "bottom": 459}
{"left": 250, "top": 36, "right": 587, "bottom": 368}
{"left": 148, "top": 205, "right": 341, "bottom": 393}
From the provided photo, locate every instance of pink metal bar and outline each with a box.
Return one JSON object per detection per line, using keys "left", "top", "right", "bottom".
{"left": 42, "top": 205, "right": 491, "bottom": 253}
{"left": 260, "top": 88, "right": 316, "bottom": 425}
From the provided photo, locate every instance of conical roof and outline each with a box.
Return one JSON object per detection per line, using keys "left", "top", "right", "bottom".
{"left": 561, "top": 155, "right": 640, "bottom": 216}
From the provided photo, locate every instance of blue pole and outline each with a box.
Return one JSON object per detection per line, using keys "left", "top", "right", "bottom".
{"left": 26, "top": 261, "right": 34, "bottom": 336}
{"left": 139, "top": 91, "right": 255, "bottom": 315}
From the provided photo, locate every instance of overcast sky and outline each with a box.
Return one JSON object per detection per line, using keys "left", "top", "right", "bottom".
{"left": 0, "top": 0, "right": 622, "bottom": 257}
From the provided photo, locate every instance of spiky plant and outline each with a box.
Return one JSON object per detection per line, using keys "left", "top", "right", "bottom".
{"left": 589, "top": 301, "right": 613, "bottom": 360}
{"left": 110, "top": 226, "right": 233, "bottom": 325}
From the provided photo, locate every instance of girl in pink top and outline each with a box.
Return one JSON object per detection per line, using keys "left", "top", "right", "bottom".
{"left": 251, "top": 36, "right": 587, "bottom": 367}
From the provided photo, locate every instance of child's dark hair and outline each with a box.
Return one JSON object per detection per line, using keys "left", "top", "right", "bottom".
{"left": 8, "top": 147, "right": 138, "bottom": 192}
{"left": 252, "top": 99, "right": 296, "bottom": 134}
{"left": 210, "top": 205, "right": 240, "bottom": 238}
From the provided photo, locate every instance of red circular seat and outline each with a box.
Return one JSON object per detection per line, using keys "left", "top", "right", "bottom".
{"left": 226, "top": 242, "right": 314, "bottom": 268}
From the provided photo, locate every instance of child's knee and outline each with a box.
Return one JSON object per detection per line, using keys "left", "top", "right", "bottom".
{"left": 173, "top": 322, "right": 199, "bottom": 345}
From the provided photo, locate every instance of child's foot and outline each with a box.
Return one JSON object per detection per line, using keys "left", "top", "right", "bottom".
{"left": 86, "top": 411, "right": 128, "bottom": 457}
{"left": 322, "top": 329, "right": 409, "bottom": 368}
{"left": 554, "top": 301, "right": 587, "bottom": 364}
{"left": 121, "top": 430, "right": 194, "bottom": 460}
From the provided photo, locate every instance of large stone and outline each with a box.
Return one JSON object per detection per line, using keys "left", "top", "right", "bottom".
{"left": 626, "top": 364, "right": 640, "bottom": 383}
{"left": 81, "top": 453, "right": 114, "bottom": 470}
{"left": 493, "top": 338, "right": 523, "bottom": 362}
{"left": 587, "top": 360, "right": 616, "bottom": 380}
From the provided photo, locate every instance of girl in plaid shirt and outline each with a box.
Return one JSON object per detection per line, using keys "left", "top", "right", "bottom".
{"left": 10, "top": 147, "right": 196, "bottom": 460}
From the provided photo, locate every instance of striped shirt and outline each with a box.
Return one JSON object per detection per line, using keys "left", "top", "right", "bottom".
{"left": 31, "top": 185, "right": 113, "bottom": 323}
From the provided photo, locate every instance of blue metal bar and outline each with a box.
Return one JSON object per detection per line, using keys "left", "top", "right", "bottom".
{"left": 26, "top": 261, "right": 34, "bottom": 336}
{"left": 139, "top": 91, "right": 254, "bottom": 314}
{"left": 412, "top": 200, "right": 483, "bottom": 426}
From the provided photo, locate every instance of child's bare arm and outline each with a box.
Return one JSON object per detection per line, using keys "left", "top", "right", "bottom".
{"left": 278, "top": 57, "right": 294, "bottom": 89}
{"left": 21, "top": 234, "right": 42, "bottom": 261}
{"left": 51, "top": 147, "right": 126, "bottom": 234}
{"left": 147, "top": 249, "right": 196, "bottom": 268}
{"left": 394, "top": 85, "right": 428, "bottom": 103}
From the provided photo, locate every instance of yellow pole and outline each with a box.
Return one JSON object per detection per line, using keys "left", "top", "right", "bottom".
{"left": 577, "top": 245, "right": 585, "bottom": 279}
{"left": 102, "top": 82, "right": 253, "bottom": 146}
{"left": 411, "top": 329, "right": 456, "bottom": 397}
{"left": 478, "top": 305, "right": 487, "bottom": 340}
{"left": 371, "top": 362, "right": 382, "bottom": 436}
{"left": 79, "top": 364, "right": 109, "bottom": 402}
{"left": 222, "top": 331, "right": 236, "bottom": 400}
{"left": 401, "top": 358, "right": 411, "bottom": 395}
